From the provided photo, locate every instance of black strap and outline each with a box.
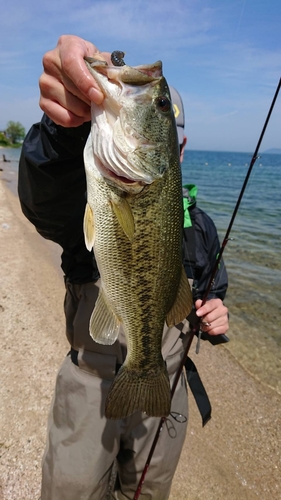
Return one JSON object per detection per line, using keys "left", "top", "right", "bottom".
{"left": 68, "top": 348, "right": 122, "bottom": 374}
{"left": 68, "top": 348, "right": 79, "bottom": 366}
{"left": 185, "top": 356, "right": 212, "bottom": 427}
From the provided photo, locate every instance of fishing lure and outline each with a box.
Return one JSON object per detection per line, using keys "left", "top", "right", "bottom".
{"left": 111, "top": 50, "right": 126, "bottom": 66}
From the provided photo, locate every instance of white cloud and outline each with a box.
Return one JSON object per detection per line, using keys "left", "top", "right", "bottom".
{"left": 65, "top": 0, "right": 217, "bottom": 53}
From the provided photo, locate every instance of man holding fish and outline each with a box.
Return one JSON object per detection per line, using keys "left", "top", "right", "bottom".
{"left": 18, "top": 35, "right": 229, "bottom": 500}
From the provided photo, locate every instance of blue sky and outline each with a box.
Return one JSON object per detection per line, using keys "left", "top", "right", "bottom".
{"left": 0, "top": 0, "right": 280, "bottom": 152}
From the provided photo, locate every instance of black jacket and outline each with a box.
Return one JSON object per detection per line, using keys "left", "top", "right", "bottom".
{"left": 18, "top": 114, "right": 228, "bottom": 301}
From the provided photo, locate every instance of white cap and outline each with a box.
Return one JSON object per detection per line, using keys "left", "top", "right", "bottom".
{"left": 169, "top": 86, "right": 185, "bottom": 144}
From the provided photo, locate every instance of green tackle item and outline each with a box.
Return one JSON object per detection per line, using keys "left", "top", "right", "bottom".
{"left": 182, "top": 184, "right": 197, "bottom": 228}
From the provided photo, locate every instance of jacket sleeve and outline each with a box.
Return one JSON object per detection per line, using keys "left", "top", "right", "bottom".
{"left": 184, "top": 206, "right": 228, "bottom": 302}
{"left": 18, "top": 113, "right": 91, "bottom": 251}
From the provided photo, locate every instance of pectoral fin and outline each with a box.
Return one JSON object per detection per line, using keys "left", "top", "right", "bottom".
{"left": 83, "top": 202, "right": 95, "bottom": 251}
{"left": 166, "top": 267, "right": 193, "bottom": 326}
{"left": 90, "top": 288, "right": 121, "bottom": 345}
{"left": 110, "top": 195, "right": 135, "bottom": 242}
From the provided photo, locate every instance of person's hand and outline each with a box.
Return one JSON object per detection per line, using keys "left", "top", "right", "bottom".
{"left": 39, "top": 35, "right": 111, "bottom": 127}
{"left": 195, "top": 298, "right": 229, "bottom": 336}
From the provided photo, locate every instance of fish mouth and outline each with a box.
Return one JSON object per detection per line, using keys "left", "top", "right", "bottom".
{"left": 85, "top": 56, "right": 163, "bottom": 88}
{"left": 85, "top": 56, "right": 168, "bottom": 189}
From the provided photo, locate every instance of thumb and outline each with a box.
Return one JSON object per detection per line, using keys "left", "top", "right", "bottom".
{"left": 195, "top": 299, "right": 203, "bottom": 310}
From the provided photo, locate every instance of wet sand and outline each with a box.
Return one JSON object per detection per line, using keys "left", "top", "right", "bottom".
{"left": 0, "top": 168, "right": 280, "bottom": 499}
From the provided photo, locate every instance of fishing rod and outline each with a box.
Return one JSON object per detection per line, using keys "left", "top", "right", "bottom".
{"left": 133, "top": 77, "right": 281, "bottom": 500}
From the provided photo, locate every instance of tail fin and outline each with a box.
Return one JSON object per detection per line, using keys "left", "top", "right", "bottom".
{"left": 105, "top": 365, "right": 171, "bottom": 419}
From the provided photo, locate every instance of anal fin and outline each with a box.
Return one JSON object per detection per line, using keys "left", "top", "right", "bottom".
{"left": 90, "top": 288, "right": 121, "bottom": 345}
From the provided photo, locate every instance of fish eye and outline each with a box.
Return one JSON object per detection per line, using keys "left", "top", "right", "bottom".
{"left": 156, "top": 96, "right": 171, "bottom": 113}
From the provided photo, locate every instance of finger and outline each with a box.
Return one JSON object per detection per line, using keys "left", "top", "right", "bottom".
{"left": 200, "top": 315, "right": 229, "bottom": 335}
{"left": 40, "top": 65, "right": 92, "bottom": 108}
{"left": 42, "top": 50, "right": 102, "bottom": 106}
{"left": 40, "top": 74, "right": 91, "bottom": 119}
{"left": 39, "top": 98, "right": 89, "bottom": 127}
{"left": 200, "top": 321, "right": 211, "bottom": 327}
{"left": 196, "top": 299, "right": 227, "bottom": 318}
{"left": 205, "top": 324, "right": 229, "bottom": 336}
{"left": 200, "top": 308, "right": 228, "bottom": 326}
{"left": 55, "top": 37, "right": 111, "bottom": 103}
{"left": 195, "top": 300, "right": 214, "bottom": 317}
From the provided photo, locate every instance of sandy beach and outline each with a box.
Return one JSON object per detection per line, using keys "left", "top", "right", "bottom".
{"left": 1, "top": 165, "right": 280, "bottom": 499}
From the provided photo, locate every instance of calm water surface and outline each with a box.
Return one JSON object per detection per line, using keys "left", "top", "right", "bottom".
{"left": 182, "top": 150, "right": 281, "bottom": 393}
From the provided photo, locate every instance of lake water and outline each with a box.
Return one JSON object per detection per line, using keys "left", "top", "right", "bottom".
{"left": 2, "top": 146, "right": 281, "bottom": 394}
{"left": 182, "top": 149, "right": 281, "bottom": 394}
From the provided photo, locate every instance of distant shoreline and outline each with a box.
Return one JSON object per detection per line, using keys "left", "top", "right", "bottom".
{"left": 262, "top": 148, "right": 281, "bottom": 154}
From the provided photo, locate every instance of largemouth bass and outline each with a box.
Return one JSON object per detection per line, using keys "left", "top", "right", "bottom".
{"left": 83, "top": 53, "right": 193, "bottom": 419}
